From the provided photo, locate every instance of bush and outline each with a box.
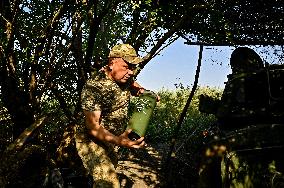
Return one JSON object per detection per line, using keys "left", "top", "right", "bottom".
{"left": 141, "top": 85, "right": 223, "bottom": 143}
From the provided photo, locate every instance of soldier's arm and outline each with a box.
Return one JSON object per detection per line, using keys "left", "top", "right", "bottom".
{"left": 83, "top": 110, "right": 145, "bottom": 148}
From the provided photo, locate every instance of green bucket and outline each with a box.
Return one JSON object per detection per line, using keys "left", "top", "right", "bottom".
{"left": 127, "top": 90, "right": 157, "bottom": 141}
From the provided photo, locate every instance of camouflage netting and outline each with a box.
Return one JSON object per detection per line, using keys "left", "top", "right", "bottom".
{"left": 181, "top": 0, "right": 284, "bottom": 46}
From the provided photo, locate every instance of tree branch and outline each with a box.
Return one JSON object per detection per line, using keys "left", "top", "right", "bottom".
{"left": 51, "top": 83, "right": 75, "bottom": 122}
{"left": 84, "top": 0, "right": 99, "bottom": 71}
{"left": 133, "top": 15, "right": 188, "bottom": 77}
{"left": 164, "top": 45, "right": 203, "bottom": 175}
{"left": 29, "top": 0, "right": 72, "bottom": 107}
{"left": 84, "top": 0, "right": 120, "bottom": 72}
{"left": 6, "top": 115, "right": 48, "bottom": 151}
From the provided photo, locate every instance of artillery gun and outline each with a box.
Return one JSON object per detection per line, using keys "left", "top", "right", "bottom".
{"left": 198, "top": 47, "right": 284, "bottom": 187}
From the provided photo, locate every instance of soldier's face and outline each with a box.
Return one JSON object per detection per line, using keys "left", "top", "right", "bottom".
{"left": 109, "top": 58, "right": 135, "bottom": 83}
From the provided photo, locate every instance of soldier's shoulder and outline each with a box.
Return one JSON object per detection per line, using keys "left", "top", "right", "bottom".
{"left": 86, "top": 73, "right": 117, "bottom": 92}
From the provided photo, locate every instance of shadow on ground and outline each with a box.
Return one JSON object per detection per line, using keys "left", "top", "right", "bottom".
{"left": 117, "top": 142, "right": 200, "bottom": 188}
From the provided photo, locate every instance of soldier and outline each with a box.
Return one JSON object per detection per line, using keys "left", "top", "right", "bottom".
{"left": 77, "top": 44, "right": 148, "bottom": 187}
{"left": 217, "top": 47, "right": 267, "bottom": 127}
{"left": 229, "top": 47, "right": 264, "bottom": 74}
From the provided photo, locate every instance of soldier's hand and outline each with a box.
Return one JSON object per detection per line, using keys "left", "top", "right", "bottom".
{"left": 118, "top": 129, "right": 146, "bottom": 149}
{"left": 156, "top": 95, "right": 160, "bottom": 102}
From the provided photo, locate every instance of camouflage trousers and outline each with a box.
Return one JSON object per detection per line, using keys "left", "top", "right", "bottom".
{"left": 75, "top": 125, "right": 120, "bottom": 188}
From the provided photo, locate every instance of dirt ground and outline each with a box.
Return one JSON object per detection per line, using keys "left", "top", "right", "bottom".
{"left": 116, "top": 142, "right": 198, "bottom": 188}
{"left": 117, "top": 143, "right": 166, "bottom": 188}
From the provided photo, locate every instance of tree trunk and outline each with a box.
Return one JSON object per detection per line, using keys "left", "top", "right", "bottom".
{"left": 0, "top": 70, "right": 35, "bottom": 139}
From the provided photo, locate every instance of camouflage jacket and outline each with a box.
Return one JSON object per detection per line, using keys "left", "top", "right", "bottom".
{"left": 217, "top": 71, "right": 269, "bottom": 120}
{"left": 81, "top": 70, "right": 131, "bottom": 136}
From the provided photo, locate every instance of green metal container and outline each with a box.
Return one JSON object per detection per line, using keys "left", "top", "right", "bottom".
{"left": 127, "top": 90, "right": 157, "bottom": 141}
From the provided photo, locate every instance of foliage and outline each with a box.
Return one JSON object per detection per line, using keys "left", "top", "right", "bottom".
{"left": 0, "top": 1, "right": 219, "bottom": 184}
{"left": 0, "top": 101, "right": 13, "bottom": 152}
{"left": 142, "top": 85, "right": 222, "bottom": 142}
{"left": 1, "top": 0, "right": 283, "bottom": 186}
{"left": 1, "top": 0, "right": 283, "bottom": 144}
{"left": 162, "top": 0, "right": 284, "bottom": 46}
{"left": 0, "top": 0, "right": 186, "bottom": 141}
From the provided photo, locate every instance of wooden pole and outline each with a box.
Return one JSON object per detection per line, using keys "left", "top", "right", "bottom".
{"left": 164, "top": 45, "right": 204, "bottom": 180}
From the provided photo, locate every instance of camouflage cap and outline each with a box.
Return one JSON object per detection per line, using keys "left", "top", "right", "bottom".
{"left": 108, "top": 44, "right": 142, "bottom": 65}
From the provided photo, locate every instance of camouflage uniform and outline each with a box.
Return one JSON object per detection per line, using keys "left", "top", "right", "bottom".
{"left": 76, "top": 70, "right": 131, "bottom": 187}
{"left": 77, "top": 44, "right": 142, "bottom": 188}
